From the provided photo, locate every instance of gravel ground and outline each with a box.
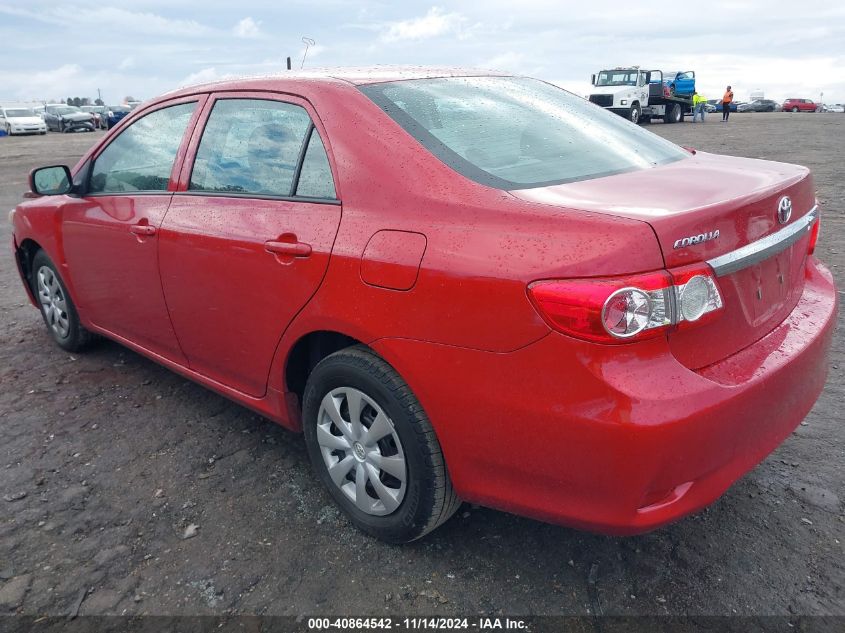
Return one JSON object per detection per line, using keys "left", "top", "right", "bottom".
{"left": 0, "top": 112, "right": 843, "bottom": 618}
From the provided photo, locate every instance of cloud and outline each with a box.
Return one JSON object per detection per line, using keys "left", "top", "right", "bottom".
{"left": 0, "top": 4, "right": 214, "bottom": 37}
{"left": 118, "top": 56, "right": 136, "bottom": 71}
{"left": 234, "top": 17, "right": 262, "bottom": 38}
{"left": 96, "top": 8, "right": 213, "bottom": 37}
{"left": 381, "top": 7, "right": 466, "bottom": 43}
{"left": 180, "top": 67, "right": 230, "bottom": 87}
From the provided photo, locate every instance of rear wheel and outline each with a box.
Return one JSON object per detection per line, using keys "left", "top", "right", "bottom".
{"left": 5, "top": 124, "right": 10, "bottom": 136}
{"left": 792, "top": 107, "right": 799, "bottom": 112}
{"left": 31, "top": 250, "right": 92, "bottom": 352}
{"left": 302, "top": 346, "right": 460, "bottom": 543}
{"left": 663, "top": 103, "right": 681, "bottom": 124}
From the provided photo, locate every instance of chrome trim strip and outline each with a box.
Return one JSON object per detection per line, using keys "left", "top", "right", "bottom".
{"left": 707, "top": 206, "right": 818, "bottom": 277}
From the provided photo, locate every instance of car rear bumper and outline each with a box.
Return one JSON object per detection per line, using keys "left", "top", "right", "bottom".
{"left": 372, "top": 257, "right": 837, "bottom": 534}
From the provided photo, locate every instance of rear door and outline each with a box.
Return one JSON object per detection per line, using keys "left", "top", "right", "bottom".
{"left": 158, "top": 93, "right": 342, "bottom": 397}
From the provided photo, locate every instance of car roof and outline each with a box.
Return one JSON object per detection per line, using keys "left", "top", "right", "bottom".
{"left": 158, "top": 66, "right": 510, "bottom": 100}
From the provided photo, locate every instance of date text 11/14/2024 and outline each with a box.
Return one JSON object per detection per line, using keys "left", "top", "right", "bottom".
{"left": 307, "top": 617, "right": 528, "bottom": 630}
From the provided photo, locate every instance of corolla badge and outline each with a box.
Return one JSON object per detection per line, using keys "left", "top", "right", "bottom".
{"left": 673, "top": 230, "right": 720, "bottom": 249}
{"left": 777, "top": 196, "right": 792, "bottom": 225}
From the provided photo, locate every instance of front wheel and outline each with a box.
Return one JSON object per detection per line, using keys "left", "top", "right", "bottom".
{"left": 302, "top": 346, "right": 460, "bottom": 543}
{"left": 629, "top": 103, "right": 641, "bottom": 124}
{"left": 5, "top": 124, "right": 11, "bottom": 136}
{"left": 31, "top": 250, "right": 92, "bottom": 352}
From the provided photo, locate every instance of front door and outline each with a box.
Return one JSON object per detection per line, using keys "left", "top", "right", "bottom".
{"left": 61, "top": 98, "right": 204, "bottom": 362}
{"left": 158, "top": 95, "right": 342, "bottom": 396}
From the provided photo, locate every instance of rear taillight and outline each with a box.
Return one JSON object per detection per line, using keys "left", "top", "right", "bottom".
{"left": 808, "top": 215, "right": 820, "bottom": 255}
{"left": 528, "top": 264, "right": 723, "bottom": 344}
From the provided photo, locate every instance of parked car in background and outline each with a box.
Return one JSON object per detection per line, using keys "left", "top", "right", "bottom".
{"left": 0, "top": 106, "right": 47, "bottom": 135}
{"left": 104, "top": 105, "right": 131, "bottom": 129}
{"left": 709, "top": 100, "right": 739, "bottom": 113}
{"left": 822, "top": 103, "right": 844, "bottom": 113}
{"left": 43, "top": 105, "right": 95, "bottom": 132}
{"left": 782, "top": 98, "right": 819, "bottom": 112}
{"left": 81, "top": 105, "right": 108, "bottom": 129}
{"left": 737, "top": 99, "right": 780, "bottom": 112}
{"left": 662, "top": 71, "right": 695, "bottom": 96}
{"left": 10, "top": 69, "right": 835, "bottom": 543}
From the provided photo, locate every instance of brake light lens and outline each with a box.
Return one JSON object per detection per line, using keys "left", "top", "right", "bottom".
{"left": 529, "top": 265, "right": 723, "bottom": 344}
{"left": 808, "top": 215, "right": 820, "bottom": 255}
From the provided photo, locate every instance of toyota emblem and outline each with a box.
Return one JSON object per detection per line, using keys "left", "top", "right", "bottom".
{"left": 777, "top": 196, "right": 793, "bottom": 224}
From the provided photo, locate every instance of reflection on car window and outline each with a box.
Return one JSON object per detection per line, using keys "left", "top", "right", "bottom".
{"left": 89, "top": 102, "right": 196, "bottom": 194}
{"left": 362, "top": 76, "right": 688, "bottom": 189}
{"left": 295, "top": 130, "right": 336, "bottom": 199}
{"left": 190, "top": 99, "right": 311, "bottom": 197}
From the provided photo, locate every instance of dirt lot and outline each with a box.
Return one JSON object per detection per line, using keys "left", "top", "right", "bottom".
{"left": 0, "top": 113, "right": 843, "bottom": 618}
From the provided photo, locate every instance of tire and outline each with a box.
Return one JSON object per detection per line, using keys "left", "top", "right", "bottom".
{"left": 663, "top": 103, "right": 681, "bottom": 124}
{"left": 302, "top": 345, "right": 461, "bottom": 543}
{"left": 31, "top": 250, "right": 93, "bottom": 353}
{"left": 792, "top": 107, "right": 799, "bottom": 113}
{"left": 629, "top": 103, "right": 641, "bottom": 124}
{"left": 5, "top": 124, "right": 11, "bottom": 136}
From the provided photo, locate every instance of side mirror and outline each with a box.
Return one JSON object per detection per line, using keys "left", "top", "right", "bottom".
{"left": 30, "top": 165, "right": 73, "bottom": 196}
{"left": 591, "top": 74, "right": 596, "bottom": 86}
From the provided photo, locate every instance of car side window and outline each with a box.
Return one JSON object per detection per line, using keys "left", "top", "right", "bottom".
{"left": 89, "top": 102, "right": 196, "bottom": 194}
{"left": 189, "top": 99, "right": 312, "bottom": 197}
{"left": 294, "top": 130, "right": 336, "bottom": 199}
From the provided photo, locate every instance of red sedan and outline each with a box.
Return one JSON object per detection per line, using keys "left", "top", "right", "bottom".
{"left": 783, "top": 98, "right": 820, "bottom": 112}
{"left": 10, "top": 69, "right": 836, "bottom": 543}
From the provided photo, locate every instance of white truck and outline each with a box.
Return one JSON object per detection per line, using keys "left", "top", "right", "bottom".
{"left": 588, "top": 67, "right": 694, "bottom": 124}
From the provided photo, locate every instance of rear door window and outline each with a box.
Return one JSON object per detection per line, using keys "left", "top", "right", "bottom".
{"left": 189, "top": 99, "right": 314, "bottom": 197}
{"left": 294, "top": 129, "right": 336, "bottom": 199}
{"left": 89, "top": 102, "right": 197, "bottom": 193}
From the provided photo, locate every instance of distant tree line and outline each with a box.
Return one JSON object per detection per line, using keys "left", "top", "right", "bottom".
{"left": 65, "top": 97, "right": 105, "bottom": 106}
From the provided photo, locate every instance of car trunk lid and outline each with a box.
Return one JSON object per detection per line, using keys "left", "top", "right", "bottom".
{"left": 511, "top": 152, "right": 817, "bottom": 369}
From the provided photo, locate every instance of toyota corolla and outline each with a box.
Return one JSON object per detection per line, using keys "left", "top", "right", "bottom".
{"left": 10, "top": 69, "right": 836, "bottom": 543}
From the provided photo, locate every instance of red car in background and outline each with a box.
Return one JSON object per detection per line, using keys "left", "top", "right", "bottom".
{"left": 783, "top": 98, "right": 820, "bottom": 112}
{"left": 10, "top": 69, "right": 836, "bottom": 543}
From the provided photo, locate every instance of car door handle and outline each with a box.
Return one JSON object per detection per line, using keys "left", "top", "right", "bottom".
{"left": 129, "top": 224, "right": 156, "bottom": 237}
{"left": 264, "top": 240, "right": 312, "bottom": 257}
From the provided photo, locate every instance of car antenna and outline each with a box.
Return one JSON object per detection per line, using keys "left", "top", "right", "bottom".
{"left": 301, "top": 37, "right": 315, "bottom": 69}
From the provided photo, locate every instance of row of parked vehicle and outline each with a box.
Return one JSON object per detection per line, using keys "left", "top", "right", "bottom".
{"left": 714, "top": 98, "right": 844, "bottom": 113}
{"left": 0, "top": 103, "right": 135, "bottom": 136}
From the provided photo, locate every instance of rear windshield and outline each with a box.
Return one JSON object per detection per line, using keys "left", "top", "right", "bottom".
{"left": 361, "top": 76, "right": 687, "bottom": 190}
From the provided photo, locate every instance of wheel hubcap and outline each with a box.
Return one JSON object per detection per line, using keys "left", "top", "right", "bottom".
{"left": 36, "top": 266, "right": 70, "bottom": 339}
{"left": 316, "top": 387, "right": 407, "bottom": 516}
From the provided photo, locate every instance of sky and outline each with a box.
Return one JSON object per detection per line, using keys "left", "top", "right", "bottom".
{"left": 2, "top": 0, "right": 844, "bottom": 106}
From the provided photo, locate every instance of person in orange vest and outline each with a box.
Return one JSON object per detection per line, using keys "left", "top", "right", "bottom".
{"left": 721, "top": 85, "right": 734, "bottom": 122}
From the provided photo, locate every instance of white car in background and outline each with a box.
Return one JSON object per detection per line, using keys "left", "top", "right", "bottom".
{"left": 0, "top": 106, "right": 48, "bottom": 135}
